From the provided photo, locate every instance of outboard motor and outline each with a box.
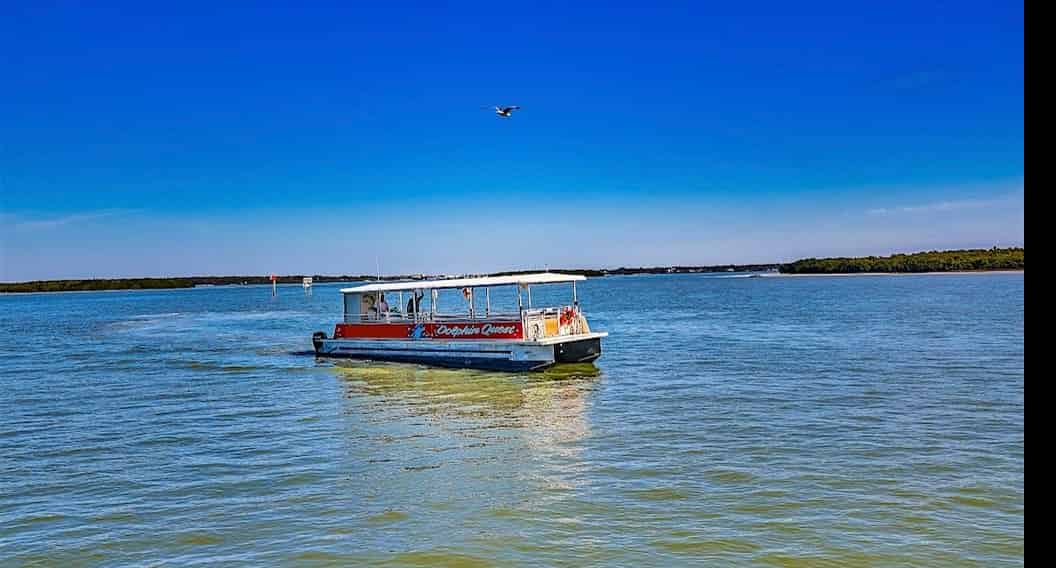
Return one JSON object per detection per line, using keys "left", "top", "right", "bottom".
{"left": 312, "top": 331, "right": 327, "bottom": 354}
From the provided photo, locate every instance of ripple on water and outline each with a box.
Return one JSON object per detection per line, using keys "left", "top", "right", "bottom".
{"left": 367, "top": 510, "right": 410, "bottom": 524}
{"left": 176, "top": 532, "right": 224, "bottom": 546}
{"left": 377, "top": 550, "right": 495, "bottom": 567}
{"left": 627, "top": 487, "right": 693, "bottom": 501}
{"left": 652, "top": 538, "right": 762, "bottom": 555}
{"left": 708, "top": 468, "right": 759, "bottom": 484}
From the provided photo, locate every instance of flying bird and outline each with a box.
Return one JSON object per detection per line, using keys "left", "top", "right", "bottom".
{"left": 492, "top": 105, "right": 521, "bottom": 118}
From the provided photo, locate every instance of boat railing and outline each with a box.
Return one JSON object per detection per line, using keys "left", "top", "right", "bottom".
{"left": 522, "top": 304, "right": 590, "bottom": 339}
{"left": 523, "top": 306, "right": 567, "bottom": 317}
{"left": 343, "top": 311, "right": 524, "bottom": 324}
{"left": 343, "top": 304, "right": 581, "bottom": 324}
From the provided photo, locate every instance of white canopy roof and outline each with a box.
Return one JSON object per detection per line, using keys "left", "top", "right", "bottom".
{"left": 340, "top": 272, "right": 586, "bottom": 294}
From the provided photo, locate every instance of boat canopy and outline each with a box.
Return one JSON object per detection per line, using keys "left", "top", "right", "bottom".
{"left": 340, "top": 272, "right": 585, "bottom": 294}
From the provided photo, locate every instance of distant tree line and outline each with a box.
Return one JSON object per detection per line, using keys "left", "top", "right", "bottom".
{"left": 0, "top": 275, "right": 376, "bottom": 294}
{"left": 0, "top": 278, "right": 197, "bottom": 293}
{"left": 1, "top": 250, "right": 1023, "bottom": 293}
{"left": 491, "top": 264, "right": 780, "bottom": 277}
{"left": 780, "top": 248, "right": 1024, "bottom": 274}
{"left": 3, "top": 264, "right": 781, "bottom": 293}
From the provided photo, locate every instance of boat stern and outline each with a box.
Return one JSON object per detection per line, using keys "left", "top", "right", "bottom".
{"left": 312, "top": 331, "right": 327, "bottom": 354}
{"left": 554, "top": 335, "right": 603, "bottom": 364}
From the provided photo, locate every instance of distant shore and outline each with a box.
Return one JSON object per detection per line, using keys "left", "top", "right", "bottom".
{"left": 1, "top": 248, "right": 1024, "bottom": 294}
{"left": 0, "top": 265, "right": 782, "bottom": 294}
{"left": 767, "top": 270, "right": 1024, "bottom": 278}
{"left": 779, "top": 247, "right": 1022, "bottom": 275}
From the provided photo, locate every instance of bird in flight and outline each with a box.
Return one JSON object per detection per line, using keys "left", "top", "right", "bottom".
{"left": 491, "top": 105, "right": 521, "bottom": 118}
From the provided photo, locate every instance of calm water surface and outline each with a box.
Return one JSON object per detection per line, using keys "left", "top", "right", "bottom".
{"left": 0, "top": 274, "right": 1024, "bottom": 566}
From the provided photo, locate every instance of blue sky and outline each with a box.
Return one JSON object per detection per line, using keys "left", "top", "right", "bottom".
{"left": 1, "top": 1, "right": 1024, "bottom": 280}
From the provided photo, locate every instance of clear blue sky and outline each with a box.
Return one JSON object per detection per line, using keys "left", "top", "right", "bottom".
{"left": 1, "top": 1, "right": 1024, "bottom": 280}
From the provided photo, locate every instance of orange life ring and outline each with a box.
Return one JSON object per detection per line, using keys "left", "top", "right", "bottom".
{"left": 560, "top": 306, "right": 575, "bottom": 326}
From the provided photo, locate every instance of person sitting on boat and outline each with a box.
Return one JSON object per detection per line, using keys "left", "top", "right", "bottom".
{"left": 363, "top": 294, "right": 378, "bottom": 321}
{"left": 378, "top": 293, "right": 390, "bottom": 322}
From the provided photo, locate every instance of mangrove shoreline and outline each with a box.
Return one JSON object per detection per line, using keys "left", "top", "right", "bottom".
{"left": 1, "top": 248, "right": 1024, "bottom": 294}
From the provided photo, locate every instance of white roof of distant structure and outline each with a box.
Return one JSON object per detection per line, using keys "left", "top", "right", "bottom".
{"left": 340, "top": 272, "right": 586, "bottom": 294}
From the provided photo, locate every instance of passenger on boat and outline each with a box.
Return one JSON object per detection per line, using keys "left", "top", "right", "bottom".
{"left": 363, "top": 294, "right": 378, "bottom": 320}
{"left": 407, "top": 290, "right": 424, "bottom": 320}
{"left": 378, "top": 294, "right": 390, "bottom": 322}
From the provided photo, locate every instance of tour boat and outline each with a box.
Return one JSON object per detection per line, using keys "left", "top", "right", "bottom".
{"left": 313, "top": 273, "right": 607, "bottom": 371}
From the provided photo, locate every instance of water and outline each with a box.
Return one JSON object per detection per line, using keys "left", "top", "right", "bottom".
{"left": 0, "top": 273, "right": 1024, "bottom": 566}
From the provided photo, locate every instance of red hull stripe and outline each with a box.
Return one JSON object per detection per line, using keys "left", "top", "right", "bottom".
{"left": 334, "top": 321, "right": 524, "bottom": 340}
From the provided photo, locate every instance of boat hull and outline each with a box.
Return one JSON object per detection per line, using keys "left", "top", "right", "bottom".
{"left": 555, "top": 336, "right": 603, "bottom": 364}
{"left": 313, "top": 333, "right": 605, "bottom": 372}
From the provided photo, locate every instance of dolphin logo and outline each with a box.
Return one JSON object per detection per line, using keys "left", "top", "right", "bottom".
{"left": 409, "top": 324, "right": 426, "bottom": 339}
